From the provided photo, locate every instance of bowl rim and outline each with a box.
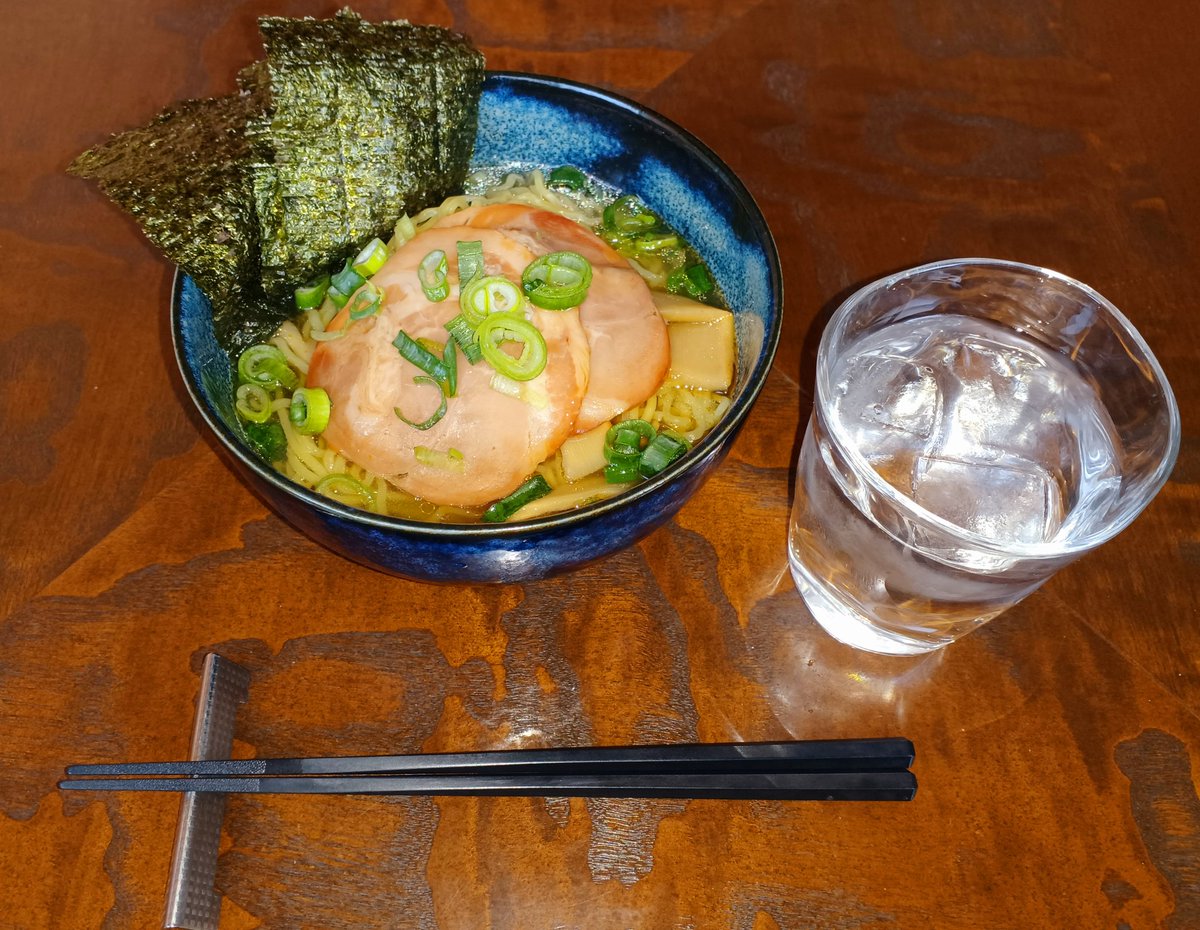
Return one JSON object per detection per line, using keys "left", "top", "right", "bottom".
{"left": 171, "top": 70, "right": 783, "bottom": 538}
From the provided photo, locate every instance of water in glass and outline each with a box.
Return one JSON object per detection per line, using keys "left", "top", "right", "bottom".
{"left": 789, "top": 313, "right": 1122, "bottom": 654}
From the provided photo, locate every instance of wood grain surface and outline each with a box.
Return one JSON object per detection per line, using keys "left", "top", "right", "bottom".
{"left": 2, "top": 1, "right": 1197, "bottom": 928}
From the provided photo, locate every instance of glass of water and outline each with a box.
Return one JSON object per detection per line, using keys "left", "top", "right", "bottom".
{"left": 788, "top": 258, "right": 1180, "bottom": 655}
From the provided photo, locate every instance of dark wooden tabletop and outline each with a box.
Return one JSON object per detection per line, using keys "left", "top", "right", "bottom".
{"left": 2, "top": 1, "right": 1198, "bottom": 927}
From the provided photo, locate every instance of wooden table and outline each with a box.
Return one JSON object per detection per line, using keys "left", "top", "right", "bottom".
{"left": 3, "top": 1, "right": 1198, "bottom": 927}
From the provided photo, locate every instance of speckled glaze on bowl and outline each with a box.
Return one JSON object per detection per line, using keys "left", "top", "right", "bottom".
{"left": 173, "top": 72, "right": 783, "bottom": 583}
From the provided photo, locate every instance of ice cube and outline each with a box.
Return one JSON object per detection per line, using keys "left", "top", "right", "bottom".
{"left": 834, "top": 352, "right": 940, "bottom": 457}
{"left": 933, "top": 331, "right": 1067, "bottom": 461}
{"left": 911, "top": 453, "right": 1064, "bottom": 544}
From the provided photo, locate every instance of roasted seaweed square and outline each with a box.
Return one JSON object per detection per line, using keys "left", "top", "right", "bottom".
{"left": 252, "top": 10, "right": 484, "bottom": 302}
{"left": 69, "top": 9, "right": 484, "bottom": 352}
{"left": 68, "top": 84, "right": 288, "bottom": 350}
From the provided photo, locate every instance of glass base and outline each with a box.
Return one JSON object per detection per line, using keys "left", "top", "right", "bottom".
{"left": 789, "top": 558, "right": 947, "bottom": 656}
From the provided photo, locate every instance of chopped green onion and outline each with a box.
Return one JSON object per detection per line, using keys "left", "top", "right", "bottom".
{"left": 604, "top": 446, "right": 640, "bottom": 467}
{"left": 394, "top": 375, "right": 447, "bottom": 431}
{"left": 392, "top": 329, "right": 450, "bottom": 382}
{"left": 521, "top": 251, "right": 593, "bottom": 311}
{"left": 635, "top": 232, "right": 680, "bottom": 253}
{"left": 481, "top": 474, "right": 553, "bottom": 523}
{"left": 235, "top": 383, "right": 273, "bottom": 424}
{"left": 547, "top": 165, "right": 587, "bottom": 191}
{"left": 418, "top": 249, "right": 450, "bottom": 302}
{"left": 492, "top": 372, "right": 520, "bottom": 396}
{"left": 489, "top": 372, "right": 548, "bottom": 409}
{"left": 603, "top": 419, "right": 654, "bottom": 463}
{"left": 608, "top": 419, "right": 655, "bottom": 446}
{"left": 603, "top": 195, "right": 658, "bottom": 234}
{"left": 243, "top": 418, "right": 287, "bottom": 463}
{"left": 327, "top": 286, "right": 350, "bottom": 309}
{"left": 332, "top": 259, "right": 365, "bottom": 296}
{"left": 604, "top": 446, "right": 641, "bottom": 468}
{"left": 476, "top": 312, "right": 548, "bottom": 382}
{"left": 347, "top": 281, "right": 383, "bottom": 320}
{"left": 315, "top": 473, "right": 375, "bottom": 508}
{"left": 294, "top": 274, "right": 331, "bottom": 310}
{"left": 237, "top": 344, "right": 298, "bottom": 391}
{"left": 489, "top": 371, "right": 520, "bottom": 398}
{"left": 599, "top": 421, "right": 690, "bottom": 481}
{"left": 639, "top": 431, "right": 690, "bottom": 477}
{"left": 603, "top": 462, "right": 641, "bottom": 484}
{"left": 456, "top": 240, "right": 484, "bottom": 288}
{"left": 352, "top": 237, "right": 389, "bottom": 277}
{"left": 289, "top": 387, "right": 331, "bottom": 435}
{"left": 459, "top": 274, "right": 523, "bottom": 326}
{"left": 444, "top": 314, "right": 483, "bottom": 364}
{"left": 414, "top": 446, "right": 465, "bottom": 472}
{"left": 598, "top": 228, "right": 630, "bottom": 255}
{"left": 668, "top": 263, "right": 714, "bottom": 298}
{"left": 686, "top": 264, "right": 713, "bottom": 295}
{"left": 442, "top": 339, "right": 458, "bottom": 398}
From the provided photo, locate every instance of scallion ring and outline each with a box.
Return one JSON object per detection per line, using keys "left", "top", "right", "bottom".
{"left": 638, "top": 430, "right": 690, "bottom": 477}
{"left": 234, "top": 383, "right": 273, "bottom": 424}
{"left": 315, "top": 473, "right": 375, "bottom": 508}
{"left": 475, "top": 312, "right": 548, "bottom": 382}
{"left": 351, "top": 237, "right": 389, "bottom": 278}
{"left": 418, "top": 249, "right": 450, "bottom": 302}
{"left": 635, "top": 232, "right": 680, "bottom": 253}
{"left": 460, "top": 274, "right": 523, "bottom": 326}
{"left": 456, "top": 240, "right": 484, "bottom": 289}
{"left": 521, "top": 251, "right": 593, "bottom": 310}
{"left": 347, "top": 281, "right": 383, "bottom": 320}
{"left": 604, "top": 419, "right": 654, "bottom": 456}
{"left": 668, "top": 263, "right": 715, "bottom": 298}
{"left": 603, "top": 195, "right": 658, "bottom": 234}
{"left": 237, "top": 344, "right": 298, "bottom": 391}
{"left": 603, "top": 462, "right": 641, "bottom": 484}
{"left": 243, "top": 419, "right": 287, "bottom": 463}
{"left": 294, "top": 274, "right": 331, "bottom": 310}
{"left": 444, "top": 313, "right": 483, "bottom": 364}
{"left": 414, "top": 446, "right": 465, "bottom": 472}
{"left": 289, "top": 387, "right": 331, "bottom": 435}
{"left": 547, "top": 165, "right": 587, "bottom": 191}
{"left": 686, "top": 264, "right": 714, "bottom": 295}
{"left": 394, "top": 376, "right": 448, "bottom": 431}
{"left": 331, "top": 259, "right": 365, "bottom": 296}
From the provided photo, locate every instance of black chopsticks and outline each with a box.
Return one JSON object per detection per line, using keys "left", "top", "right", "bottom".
{"left": 60, "top": 739, "right": 917, "bottom": 801}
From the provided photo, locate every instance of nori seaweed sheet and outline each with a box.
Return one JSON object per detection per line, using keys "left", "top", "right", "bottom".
{"left": 69, "top": 10, "right": 483, "bottom": 353}
{"left": 250, "top": 9, "right": 484, "bottom": 303}
{"left": 68, "top": 81, "right": 289, "bottom": 351}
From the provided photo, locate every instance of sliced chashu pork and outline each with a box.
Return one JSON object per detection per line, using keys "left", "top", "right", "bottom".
{"left": 307, "top": 224, "right": 589, "bottom": 507}
{"left": 432, "top": 204, "right": 670, "bottom": 431}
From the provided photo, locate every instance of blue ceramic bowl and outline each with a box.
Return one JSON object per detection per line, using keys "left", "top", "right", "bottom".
{"left": 173, "top": 72, "right": 782, "bottom": 583}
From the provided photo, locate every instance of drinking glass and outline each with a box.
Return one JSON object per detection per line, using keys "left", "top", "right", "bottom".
{"left": 788, "top": 258, "right": 1180, "bottom": 655}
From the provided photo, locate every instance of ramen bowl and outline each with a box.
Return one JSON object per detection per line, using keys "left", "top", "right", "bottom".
{"left": 173, "top": 72, "right": 783, "bottom": 583}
